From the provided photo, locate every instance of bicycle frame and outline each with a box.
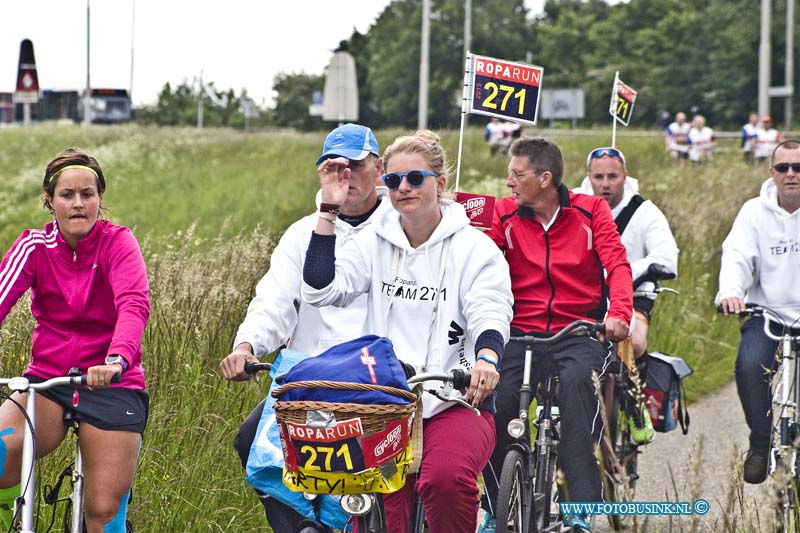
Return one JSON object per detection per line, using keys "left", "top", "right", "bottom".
{"left": 497, "top": 320, "right": 602, "bottom": 533}
{"left": 0, "top": 373, "right": 85, "bottom": 533}
{"left": 764, "top": 314, "right": 800, "bottom": 480}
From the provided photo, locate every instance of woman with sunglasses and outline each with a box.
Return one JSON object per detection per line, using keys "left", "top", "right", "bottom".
{"left": 302, "top": 130, "right": 513, "bottom": 533}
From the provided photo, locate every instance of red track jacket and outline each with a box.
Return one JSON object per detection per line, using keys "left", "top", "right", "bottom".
{"left": 487, "top": 185, "right": 632, "bottom": 334}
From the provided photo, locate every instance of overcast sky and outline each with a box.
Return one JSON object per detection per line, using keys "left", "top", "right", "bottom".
{"left": 1, "top": 0, "right": 545, "bottom": 107}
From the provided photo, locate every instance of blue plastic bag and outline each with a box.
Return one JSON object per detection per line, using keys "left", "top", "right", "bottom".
{"left": 245, "top": 348, "right": 349, "bottom": 530}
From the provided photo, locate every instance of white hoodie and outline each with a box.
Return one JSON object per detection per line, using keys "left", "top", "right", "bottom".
{"left": 234, "top": 188, "right": 393, "bottom": 357}
{"left": 302, "top": 200, "right": 513, "bottom": 418}
{"left": 716, "top": 178, "right": 800, "bottom": 325}
{"left": 575, "top": 176, "right": 679, "bottom": 296}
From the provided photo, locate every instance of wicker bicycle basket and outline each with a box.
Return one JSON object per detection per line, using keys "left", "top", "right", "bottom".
{"left": 271, "top": 380, "right": 418, "bottom": 433}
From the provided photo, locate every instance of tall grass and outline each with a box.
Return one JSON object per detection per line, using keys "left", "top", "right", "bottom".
{"left": 0, "top": 123, "right": 766, "bottom": 529}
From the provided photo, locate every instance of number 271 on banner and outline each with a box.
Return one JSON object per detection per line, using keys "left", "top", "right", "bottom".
{"left": 467, "top": 54, "right": 544, "bottom": 125}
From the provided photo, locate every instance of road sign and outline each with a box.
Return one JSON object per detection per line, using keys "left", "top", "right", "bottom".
{"left": 540, "top": 89, "right": 585, "bottom": 120}
{"left": 322, "top": 52, "right": 358, "bottom": 122}
{"left": 466, "top": 54, "right": 544, "bottom": 125}
{"left": 13, "top": 39, "right": 40, "bottom": 104}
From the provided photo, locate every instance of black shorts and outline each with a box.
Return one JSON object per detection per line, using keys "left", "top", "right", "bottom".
{"left": 633, "top": 296, "right": 655, "bottom": 321}
{"left": 25, "top": 376, "right": 149, "bottom": 434}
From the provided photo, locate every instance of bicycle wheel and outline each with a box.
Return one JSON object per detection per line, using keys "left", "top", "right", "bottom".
{"left": 355, "top": 493, "right": 387, "bottom": 533}
{"left": 496, "top": 448, "right": 528, "bottom": 533}
{"left": 602, "top": 382, "right": 639, "bottom": 531}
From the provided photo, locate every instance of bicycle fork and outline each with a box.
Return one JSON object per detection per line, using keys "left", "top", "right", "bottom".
{"left": 771, "top": 334, "right": 798, "bottom": 479}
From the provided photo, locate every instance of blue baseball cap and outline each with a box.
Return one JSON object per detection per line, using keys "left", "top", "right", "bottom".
{"left": 316, "top": 123, "right": 380, "bottom": 165}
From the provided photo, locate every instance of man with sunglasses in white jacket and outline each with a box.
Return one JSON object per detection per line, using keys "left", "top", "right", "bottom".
{"left": 575, "top": 147, "right": 679, "bottom": 360}
{"left": 717, "top": 139, "right": 800, "bottom": 485}
{"left": 219, "top": 123, "right": 392, "bottom": 531}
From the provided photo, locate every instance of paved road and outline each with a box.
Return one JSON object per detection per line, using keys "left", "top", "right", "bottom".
{"left": 595, "top": 380, "right": 774, "bottom": 532}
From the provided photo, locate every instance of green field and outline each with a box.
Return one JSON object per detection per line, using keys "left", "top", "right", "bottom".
{"left": 0, "top": 124, "right": 759, "bottom": 531}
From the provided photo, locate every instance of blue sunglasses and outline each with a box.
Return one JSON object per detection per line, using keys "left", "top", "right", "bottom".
{"left": 382, "top": 170, "right": 438, "bottom": 190}
{"left": 587, "top": 147, "right": 626, "bottom": 167}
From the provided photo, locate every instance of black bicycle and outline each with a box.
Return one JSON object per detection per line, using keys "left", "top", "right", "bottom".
{"left": 599, "top": 262, "right": 677, "bottom": 531}
{"left": 495, "top": 319, "right": 604, "bottom": 533}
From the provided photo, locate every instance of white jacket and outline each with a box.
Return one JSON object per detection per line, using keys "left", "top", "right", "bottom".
{"left": 715, "top": 179, "right": 800, "bottom": 325}
{"left": 576, "top": 177, "right": 679, "bottom": 297}
{"left": 302, "top": 200, "right": 513, "bottom": 418}
{"left": 234, "top": 188, "right": 393, "bottom": 356}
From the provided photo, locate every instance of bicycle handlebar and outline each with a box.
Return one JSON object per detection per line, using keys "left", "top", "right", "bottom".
{"left": 244, "top": 361, "right": 273, "bottom": 375}
{"left": 407, "top": 369, "right": 471, "bottom": 391}
{"left": 717, "top": 303, "right": 800, "bottom": 341}
{"left": 0, "top": 372, "right": 90, "bottom": 392}
{"left": 632, "top": 263, "right": 676, "bottom": 290}
{"left": 509, "top": 319, "right": 605, "bottom": 345}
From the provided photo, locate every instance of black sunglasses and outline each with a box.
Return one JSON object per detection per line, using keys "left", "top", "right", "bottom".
{"left": 382, "top": 170, "right": 438, "bottom": 190}
{"left": 773, "top": 162, "right": 800, "bottom": 173}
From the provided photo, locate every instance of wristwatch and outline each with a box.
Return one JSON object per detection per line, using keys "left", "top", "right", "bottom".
{"left": 105, "top": 354, "right": 129, "bottom": 373}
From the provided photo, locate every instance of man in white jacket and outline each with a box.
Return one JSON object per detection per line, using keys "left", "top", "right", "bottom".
{"left": 717, "top": 140, "right": 800, "bottom": 484}
{"left": 219, "top": 123, "right": 391, "bottom": 530}
{"left": 576, "top": 146, "right": 679, "bottom": 359}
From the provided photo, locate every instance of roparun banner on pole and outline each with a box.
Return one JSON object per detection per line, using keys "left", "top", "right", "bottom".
{"left": 466, "top": 54, "right": 544, "bottom": 125}
{"left": 609, "top": 78, "right": 637, "bottom": 126}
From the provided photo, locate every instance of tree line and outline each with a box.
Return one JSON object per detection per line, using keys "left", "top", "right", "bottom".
{"left": 135, "top": 0, "right": 794, "bottom": 130}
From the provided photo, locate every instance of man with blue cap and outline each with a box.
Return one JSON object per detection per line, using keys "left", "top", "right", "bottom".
{"left": 220, "top": 124, "right": 390, "bottom": 531}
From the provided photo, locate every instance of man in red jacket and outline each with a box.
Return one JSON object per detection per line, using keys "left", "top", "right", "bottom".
{"left": 480, "top": 137, "right": 632, "bottom": 532}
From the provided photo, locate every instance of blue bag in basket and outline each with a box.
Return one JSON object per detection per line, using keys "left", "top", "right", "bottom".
{"left": 278, "top": 335, "right": 411, "bottom": 404}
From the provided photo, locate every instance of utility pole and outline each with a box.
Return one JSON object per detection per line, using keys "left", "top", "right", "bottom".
{"left": 130, "top": 0, "right": 136, "bottom": 100}
{"left": 758, "top": 0, "right": 771, "bottom": 119}
{"left": 785, "top": 0, "right": 795, "bottom": 128}
{"left": 197, "top": 71, "right": 204, "bottom": 129}
{"left": 83, "top": 0, "right": 91, "bottom": 126}
{"left": 418, "top": 0, "right": 430, "bottom": 129}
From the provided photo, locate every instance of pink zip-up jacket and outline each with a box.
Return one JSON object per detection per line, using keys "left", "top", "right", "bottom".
{"left": 0, "top": 220, "right": 149, "bottom": 389}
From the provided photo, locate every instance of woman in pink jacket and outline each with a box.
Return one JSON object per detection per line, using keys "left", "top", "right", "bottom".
{"left": 0, "top": 148, "right": 150, "bottom": 533}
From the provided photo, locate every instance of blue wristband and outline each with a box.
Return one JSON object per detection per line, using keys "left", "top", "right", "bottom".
{"left": 477, "top": 353, "right": 500, "bottom": 372}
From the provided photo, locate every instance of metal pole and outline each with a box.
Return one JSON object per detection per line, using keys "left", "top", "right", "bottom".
{"left": 197, "top": 72, "right": 204, "bottom": 129}
{"left": 463, "top": 0, "right": 471, "bottom": 128}
{"left": 418, "top": 0, "right": 430, "bottom": 130}
{"left": 129, "top": 0, "right": 136, "bottom": 100}
{"left": 83, "top": 0, "right": 91, "bottom": 126}
{"left": 759, "top": 0, "right": 771, "bottom": 119}
{"left": 786, "top": 0, "right": 794, "bottom": 129}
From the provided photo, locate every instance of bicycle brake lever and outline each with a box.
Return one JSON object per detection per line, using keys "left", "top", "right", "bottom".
{"left": 427, "top": 388, "right": 481, "bottom": 416}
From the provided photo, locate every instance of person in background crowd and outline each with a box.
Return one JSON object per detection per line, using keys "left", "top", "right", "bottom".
{"left": 665, "top": 111, "right": 691, "bottom": 161}
{"left": 741, "top": 112, "right": 759, "bottom": 164}
{"left": 753, "top": 115, "right": 782, "bottom": 164}
{"left": 688, "top": 114, "right": 716, "bottom": 163}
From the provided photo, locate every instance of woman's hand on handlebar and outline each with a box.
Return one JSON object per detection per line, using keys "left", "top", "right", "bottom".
{"left": 220, "top": 345, "right": 262, "bottom": 382}
{"left": 466, "top": 354, "right": 500, "bottom": 407}
{"left": 718, "top": 296, "right": 746, "bottom": 316}
{"left": 86, "top": 364, "right": 121, "bottom": 390}
{"left": 599, "top": 317, "right": 629, "bottom": 342}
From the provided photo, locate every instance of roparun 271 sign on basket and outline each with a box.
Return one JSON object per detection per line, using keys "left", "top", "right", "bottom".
{"left": 466, "top": 54, "right": 544, "bottom": 125}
